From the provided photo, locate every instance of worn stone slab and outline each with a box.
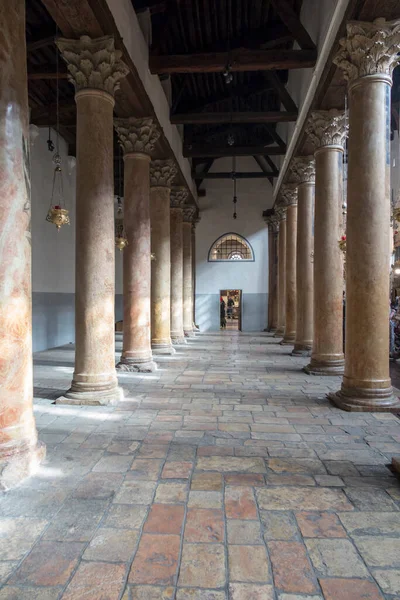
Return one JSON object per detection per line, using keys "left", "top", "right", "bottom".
{"left": 305, "top": 539, "right": 370, "bottom": 578}
{"left": 256, "top": 487, "right": 354, "bottom": 512}
{"left": 197, "top": 456, "right": 266, "bottom": 473}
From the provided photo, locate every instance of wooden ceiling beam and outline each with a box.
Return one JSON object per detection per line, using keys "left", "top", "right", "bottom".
{"left": 28, "top": 71, "right": 69, "bottom": 80}
{"left": 172, "top": 111, "right": 298, "bottom": 125}
{"left": 150, "top": 49, "right": 317, "bottom": 74}
{"left": 264, "top": 71, "right": 297, "bottom": 113}
{"left": 253, "top": 155, "right": 279, "bottom": 176}
{"left": 193, "top": 171, "right": 275, "bottom": 179}
{"left": 184, "top": 145, "right": 286, "bottom": 158}
{"left": 270, "top": 0, "right": 316, "bottom": 50}
{"left": 27, "top": 34, "right": 55, "bottom": 53}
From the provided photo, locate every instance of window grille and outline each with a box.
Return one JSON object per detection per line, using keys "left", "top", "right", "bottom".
{"left": 208, "top": 233, "right": 254, "bottom": 262}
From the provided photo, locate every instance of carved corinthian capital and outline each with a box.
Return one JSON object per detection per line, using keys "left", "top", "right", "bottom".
{"left": 306, "top": 110, "right": 347, "bottom": 148}
{"left": 275, "top": 206, "right": 287, "bottom": 221}
{"left": 333, "top": 18, "right": 400, "bottom": 83}
{"left": 114, "top": 117, "right": 160, "bottom": 155}
{"left": 183, "top": 206, "right": 196, "bottom": 223}
{"left": 281, "top": 183, "right": 298, "bottom": 206}
{"left": 290, "top": 157, "right": 315, "bottom": 185}
{"left": 170, "top": 186, "right": 189, "bottom": 208}
{"left": 56, "top": 35, "right": 129, "bottom": 96}
{"left": 263, "top": 212, "right": 280, "bottom": 233}
{"left": 150, "top": 159, "right": 177, "bottom": 187}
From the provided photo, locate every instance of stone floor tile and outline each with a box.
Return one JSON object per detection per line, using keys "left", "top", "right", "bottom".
{"left": 319, "top": 578, "right": 384, "bottom": 600}
{"left": 143, "top": 504, "right": 185, "bottom": 535}
{"left": 129, "top": 458, "right": 163, "bottom": 480}
{"left": 188, "top": 490, "right": 222, "bottom": 508}
{"left": 268, "top": 541, "right": 317, "bottom": 594}
{"left": 92, "top": 455, "right": 133, "bottom": 473}
{"left": 227, "top": 519, "right": 263, "bottom": 544}
{"left": 339, "top": 511, "right": 400, "bottom": 536}
{"left": 0, "top": 517, "right": 48, "bottom": 560}
{"left": 83, "top": 527, "right": 139, "bottom": 561}
{"left": 197, "top": 446, "right": 234, "bottom": 456}
{"left": 256, "top": 486, "right": 354, "bottom": 511}
{"left": 43, "top": 498, "right": 108, "bottom": 542}
{"left": 314, "top": 475, "right": 344, "bottom": 486}
{"left": 155, "top": 482, "right": 188, "bottom": 504}
{"left": 197, "top": 456, "right": 266, "bottom": 473}
{"left": 137, "top": 444, "right": 169, "bottom": 459}
{"left": 176, "top": 589, "right": 226, "bottom": 600}
{"left": 277, "top": 595, "right": 323, "bottom": 600}
{"left": 224, "top": 473, "right": 265, "bottom": 486}
{"left": 353, "top": 536, "right": 400, "bottom": 567}
{"left": 191, "top": 472, "right": 223, "bottom": 491}
{"left": 103, "top": 504, "right": 148, "bottom": 529}
{"left": 161, "top": 461, "right": 193, "bottom": 479}
{"left": 129, "top": 586, "right": 175, "bottom": 600}
{"left": 372, "top": 569, "right": 400, "bottom": 595}
{"left": 267, "top": 458, "right": 326, "bottom": 475}
{"left": 62, "top": 561, "right": 126, "bottom": 599}
{"left": 225, "top": 486, "right": 257, "bottom": 519}
{"left": 114, "top": 480, "right": 157, "bottom": 504}
{"left": 0, "top": 562, "right": 18, "bottom": 585}
{"left": 179, "top": 543, "right": 225, "bottom": 587}
{"left": 72, "top": 472, "right": 124, "bottom": 500}
{"left": 344, "top": 488, "right": 399, "bottom": 511}
{"left": 0, "top": 587, "right": 61, "bottom": 600}
{"left": 228, "top": 545, "right": 271, "bottom": 583}
{"left": 305, "top": 538, "right": 370, "bottom": 578}
{"left": 184, "top": 507, "right": 224, "bottom": 542}
{"left": 229, "top": 583, "right": 274, "bottom": 599}
{"left": 296, "top": 512, "right": 347, "bottom": 538}
{"left": 267, "top": 473, "right": 315, "bottom": 486}
{"left": 261, "top": 511, "right": 299, "bottom": 541}
{"left": 129, "top": 534, "right": 181, "bottom": 585}
{"left": 9, "top": 540, "right": 84, "bottom": 586}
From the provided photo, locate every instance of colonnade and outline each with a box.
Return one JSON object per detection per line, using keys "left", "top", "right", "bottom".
{"left": 0, "top": 24, "right": 198, "bottom": 487}
{"left": 266, "top": 17, "right": 400, "bottom": 413}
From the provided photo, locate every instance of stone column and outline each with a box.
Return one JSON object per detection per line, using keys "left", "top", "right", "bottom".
{"left": 264, "top": 214, "right": 279, "bottom": 332}
{"left": 329, "top": 18, "right": 400, "bottom": 411}
{"left": 183, "top": 207, "right": 196, "bottom": 337}
{"left": 274, "top": 208, "right": 287, "bottom": 336}
{"left": 114, "top": 117, "right": 160, "bottom": 372}
{"left": 56, "top": 36, "right": 128, "bottom": 405}
{"left": 0, "top": 0, "right": 45, "bottom": 489}
{"left": 192, "top": 214, "right": 200, "bottom": 329}
{"left": 170, "top": 186, "right": 188, "bottom": 344}
{"left": 281, "top": 184, "right": 298, "bottom": 345}
{"left": 305, "top": 110, "right": 347, "bottom": 374}
{"left": 291, "top": 157, "right": 315, "bottom": 356}
{"left": 150, "top": 159, "right": 178, "bottom": 354}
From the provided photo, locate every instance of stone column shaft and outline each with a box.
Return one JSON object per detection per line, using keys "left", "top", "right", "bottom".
{"left": 271, "top": 230, "right": 279, "bottom": 330}
{"left": 0, "top": 0, "right": 45, "bottom": 489}
{"left": 170, "top": 187, "right": 188, "bottom": 344}
{"left": 282, "top": 189, "right": 297, "bottom": 345}
{"left": 56, "top": 35, "right": 128, "bottom": 405}
{"left": 304, "top": 110, "right": 346, "bottom": 375}
{"left": 265, "top": 215, "right": 279, "bottom": 332}
{"left": 183, "top": 208, "right": 195, "bottom": 337}
{"left": 328, "top": 18, "right": 400, "bottom": 411}
{"left": 275, "top": 214, "right": 287, "bottom": 336}
{"left": 151, "top": 159, "right": 177, "bottom": 354}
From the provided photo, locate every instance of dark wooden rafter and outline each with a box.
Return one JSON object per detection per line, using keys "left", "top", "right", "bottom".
{"left": 269, "top": 0, "right": 316, "bottom": 50}
{"left": 150, "top": 48, "right": 317, "bottom": 74}
{"left": 28, "top": 70, "right": 69, "bottom": 80}
{"left": 184, "top": 145, "right": 286, "bottom": 158}
{"left": 172, "top": 111, "right": 297, "bottom": 125}
{"left": 27, "top": 34, "right": 55, "bottom": 52}
{"left": 264, "top": 71, "right": 297, "bottom": 112}
{"left": 253, "top": 154, "right": 278, "bottom": 185}
{"left": 195, "top": 158, "right": 214, "bottom": 190}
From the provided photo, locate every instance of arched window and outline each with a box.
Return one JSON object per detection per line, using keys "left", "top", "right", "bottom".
{"left": 208, "top": 233, "right": 255, "bottom": 262}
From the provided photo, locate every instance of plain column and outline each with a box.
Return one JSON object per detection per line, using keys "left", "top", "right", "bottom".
{"left": 183, "top": 207, "right": 196, "bottom": 337}
{"left": 170, "top": 187, "right": 188, "bottom": 345}
{"left": 274, "top": 208, "right": 287, "bottom": 337}
{"left": 281, "top": 184, "right": 298, "bottom": 345}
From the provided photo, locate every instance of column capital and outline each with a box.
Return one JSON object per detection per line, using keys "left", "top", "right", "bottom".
{"left": 263, "top": 211, "right": 280, "bottom": 232}
{"left": 183, "top": 206, "right": 196, "bottom": 223}
{"left": 114, "top": 117, "right": 161, "bottom": 156}
{"left": 56, "top": 35, "right": 129, "bottom": 96}
{"left": 306, "top": 110, "right": 347, "bottom": 149}
{"left": 281, "top": 183, "right": 298, "bottom": 206}
{"left": 290, "top": 156, "right": 315, "bottom": 185}
{"left": 150, "top": 159, "right": 177, "bottom": 187}
{"left": 334, "top": 18, "right": 400, "bottom": 84}
{"left": 275, "top": 205, "right": 287, "bottom": 221}
{"left": 170, "top": 186, "right": 189, "bottom": 208}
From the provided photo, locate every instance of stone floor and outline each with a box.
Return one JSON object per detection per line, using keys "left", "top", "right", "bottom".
{"left": 2, "top": 331, "right": 400, "bottom": 599}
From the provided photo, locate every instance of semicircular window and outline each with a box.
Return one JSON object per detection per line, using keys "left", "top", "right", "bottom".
{"left": 208, "top": 233, "right": 254, "bottom": 262}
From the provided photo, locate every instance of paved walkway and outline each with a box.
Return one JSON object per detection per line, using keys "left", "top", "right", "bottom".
{"left": 1, "top": 331, "right": 400, "bottom": 599}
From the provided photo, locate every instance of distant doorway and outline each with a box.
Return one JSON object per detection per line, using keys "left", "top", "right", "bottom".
{"left": 220, "top": 289, "right": 242, "bottom": 331}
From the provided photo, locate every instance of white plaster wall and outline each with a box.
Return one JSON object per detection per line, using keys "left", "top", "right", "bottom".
{"left": 31, "top": 128, "right": 76, "bottom": 293}
{"left": 195, "top": 158, "right": 273, "bottom": 330}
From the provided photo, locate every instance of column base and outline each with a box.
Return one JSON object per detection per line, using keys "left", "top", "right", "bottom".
{"left": 304, "top": 356, "right": 345, "bottom": 376}
{"left": 292, "top": 344, "right": 312, "bottom": 357}
{"left": 328, "top": 387, "right": 400, "bottom": 413}
{"left": 117, "top": 359, "right": 157, "bottom": 373}
{"left": 281, "top": 335, "right": 295, "bottom": 346}
{"left": 0, "top": 442, "right": 46, "bottom": 491}
{"left": 184, "top": 330, "right": 196, "bottom": 338}
{"left": 56, "top": 385, "right": 124, "bottom": 406}
{"left": 274, "top": 327, "right": 284, "bottom": 338}
{"left": 152, "top": 343, "right": 176, "bottom": 355}
{"left": 171, "top": 335, "right": 188, "bottom": 345}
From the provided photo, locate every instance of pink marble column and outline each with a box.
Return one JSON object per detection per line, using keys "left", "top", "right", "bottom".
{"left": 291, "top": 157, "right": 315, "bottom": 356}
{"left": 305, "top": 110, "right": 346, "bottom": 375}
{"left": 183, "top": 207, "right": 196, "bottom": 337}
{"left": 114, "top": 117, "right": 160, "bottom": 372}
{"left": 274, "top": 209, "right": 287, "bottom": 337}
{"left": 150, "top": 159, "right": 178, "bottom": 354}
{"left": 0, "top": 0, "right": 45, "bottom": 489}
{"left": 192, "top": 214, "right": 200, "bottom": 329}
{"left": 170, "top": 187, "right": 188, "bottom": 344}
{"left": 56, "top": 36, "right": 128, "bottom": 405}
{"left": 329, "top": 18, "right": 400, "bottom": 411}
{"left": 281, "top": 185, "right": 298, "bottom": 345}
{"left": 264, "top": 214, "right": 279, "bottom": 332}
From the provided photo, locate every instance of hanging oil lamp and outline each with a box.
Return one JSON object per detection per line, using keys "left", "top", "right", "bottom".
{"left": 46, "top": 39, "right": 70, "bottom": 231}
{"left": 115, "top": 148, "right": 128, "bottom": 251}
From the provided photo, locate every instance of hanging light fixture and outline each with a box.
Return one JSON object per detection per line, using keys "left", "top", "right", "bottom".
{"left": 232, "top": 156, "right": 238, "bottom": 220}
{"left": 115, "top": 145, "right": 128, "bottom": 251}
{"left": 223, "top": 5, "right": 233, "bottom": 84}
{"left": 46, "top": 35, "right": 70, "bottom": 231}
